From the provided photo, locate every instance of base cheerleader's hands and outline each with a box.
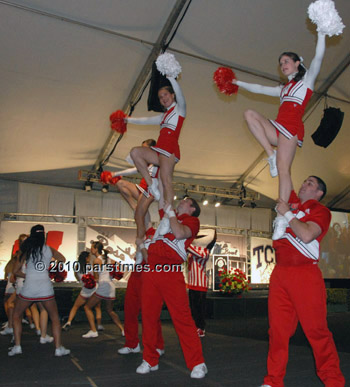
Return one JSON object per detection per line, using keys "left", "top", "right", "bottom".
{"left": 275, "top": 198, "right": 290, "bottom": 217}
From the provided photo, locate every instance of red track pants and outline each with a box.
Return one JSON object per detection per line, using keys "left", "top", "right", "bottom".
{"left": 141, "top": 268, "right": 204, "bottom": 369}
{"left": 264, "top": 264, "right": 345, "bottom": 387}
{"left": 124, "top": 271, "right": 164, "bottom": 350}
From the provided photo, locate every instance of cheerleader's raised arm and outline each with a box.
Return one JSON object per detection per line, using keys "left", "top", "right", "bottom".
{"left": 167, "top": 76, "right": 186, "bottom": 117}
{"left": 304, "top": 31, "right": 326, "bottom": 89}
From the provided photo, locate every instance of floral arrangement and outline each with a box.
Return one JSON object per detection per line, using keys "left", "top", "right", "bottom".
{"left": 218, "top": 268, "right": 250, "bottom": 295}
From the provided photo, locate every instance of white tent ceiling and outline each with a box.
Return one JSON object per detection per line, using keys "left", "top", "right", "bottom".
{"left": 1, "top": 0, "right": 349, "bottom": 210}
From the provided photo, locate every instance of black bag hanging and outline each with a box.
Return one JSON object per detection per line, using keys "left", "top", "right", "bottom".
{"left": 147, "top": 61, "right": 172, "bottom": 113}
{"left": 311, "top": 105, "right": 344, "bottom": 148}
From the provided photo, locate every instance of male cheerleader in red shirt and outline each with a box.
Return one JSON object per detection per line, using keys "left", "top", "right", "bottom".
{"left": 136, "top": 197, "right": 207, "bottom": 379}
{"left": 261, "top": 176, "right": 345, "bottom": 387}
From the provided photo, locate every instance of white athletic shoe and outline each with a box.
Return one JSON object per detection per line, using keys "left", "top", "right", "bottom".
{"left": 272, "top": 215, "right": 288, "bottom": 240}
{"left": 55, "top": 346, "right": 70, "bottom": 357}
{"left": 62, "top": 322, "right": 71, "bottom": 331}
{"left": 157, "top": 217, "right": 170, "bottom": 236}
{"left": 8, "top": 345, "right": 22, "bottom": 357}
{"left": 267, "top": 150, "right": 278, "bottom": 178}
{"left": 260, "top": 385, "right": 272, "bottom": 387}
{"left": 118, "top": 343, "right": 141, "bottom": 354}
{"left": 136, "top": 360, "right": 159, "bottom": 374}
{"left": 1, "top": 327, "right": 13, "bottom": 335}
{"left": 191, "top": 363, "right": 208, "bottom": 379}
{"left": 40, "top": 334, "right": 54, "bottom": 344}
{"left": 22, "top": 318, "right": 29, "bottom": 325}
{"left": 82, "top": 330, "right": 98, "bottom": 338}
{"left": 156, "top": 348, "right": 165, "bottom": 356}
{"left": 149, "top": 178, "right": 160, "bottom": 201}
{"left": 36, "top": 329, "right": 41, "bottom": 336}
{"left": 29, "top": 323, "right": 35, "bottom": 329}
{"left": 97, "top": 324, "right": 105, "bottom": 331}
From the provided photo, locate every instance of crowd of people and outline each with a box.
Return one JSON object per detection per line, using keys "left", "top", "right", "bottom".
{"left": 1, "top": 4, "right": 346, "bottom": 384}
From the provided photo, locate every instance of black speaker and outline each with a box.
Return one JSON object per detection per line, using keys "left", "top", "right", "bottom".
{"left": 311, "top": 107, "right": 344, "bottom": 148}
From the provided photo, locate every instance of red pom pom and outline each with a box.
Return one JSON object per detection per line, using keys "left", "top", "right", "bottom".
{"left": 81, "top": 273, "right": 96, "bottom": 289}
{"left": 109, "top": 263, "right": 124, "bottom": 280}
{"left": 100, "top": 171, "right": 112, "bottom": 184}
{"left": 110, "top": 176, "right": 121, "bottom": 185}
{"left": 213, "top": 67, "right": 239, "bottom": 96}
{"left": 48, "top": 262, "right": 67, "bottom": 283}
{"left": 110, "top": 110, "right": 127, "bottom": 134}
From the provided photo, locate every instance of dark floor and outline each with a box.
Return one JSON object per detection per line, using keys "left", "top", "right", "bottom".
{"left": 1, "top": 315, "right": 350, "bottom": 387}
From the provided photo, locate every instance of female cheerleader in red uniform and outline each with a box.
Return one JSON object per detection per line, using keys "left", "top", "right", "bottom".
{"left": 233, "top": 31, "right": 326, "bottom": 239}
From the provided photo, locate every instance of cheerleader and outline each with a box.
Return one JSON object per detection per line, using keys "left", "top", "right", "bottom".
{"left": 62, "top": 251, "right": 103, "bottom": 331}
{"left": 1, "top": 237, "right": 21, "bottom": 336}
{"left": 82, "top": 241, "right": 124, "bottom": 338}
{"left": 129, "top": 76, "right": 186, "bottom": 209}
{"left": 233, "top": 30, "right": 326, "bottom": 239}
{"left": 1, "top": 233, "right": 40, "bottom": 337}
{"left": 8, "top": 224, "right": 70, "bottom": 357}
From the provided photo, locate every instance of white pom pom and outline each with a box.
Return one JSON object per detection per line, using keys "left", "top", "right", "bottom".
{"left": 155, "top": 53, "right": 182, "bottom": 78}
{"left": 308, "top": 0, "right": 345, "bottom": 37}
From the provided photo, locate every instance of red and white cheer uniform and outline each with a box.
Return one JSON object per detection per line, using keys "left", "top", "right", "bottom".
{"left": 127, "top": 76, "right": 186, "bottom": 162}
{"left": 263, "top": 192, "right": 345, "bottom": 387}
{"left": 237, "top": 31, "right": 325, "bottom": 147}
{"left": 94, "top": 257, "right": 115, "bottom": 300}
{"left": 19, "top": 245, "right": 55, "bottom": 302}
{"left": 141, "top": 213, "right": 205, "bottom": 370}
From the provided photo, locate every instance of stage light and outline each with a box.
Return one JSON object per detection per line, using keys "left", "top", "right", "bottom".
{"left": 174, "top": 195, "right": 177, "bottom": 200}
{"left": 215, "top": 201, "right": 221, "bottom": 208}
{"left": 101, "top": 184, "right": 109, "bottom": 193}
{"left": 202, "top": 196, "right": 208, "bottom": 206}
{"left": 84, "top": 181, "right": 93, "bottom": 192}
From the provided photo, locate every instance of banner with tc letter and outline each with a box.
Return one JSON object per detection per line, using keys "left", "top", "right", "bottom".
{"left": 250, "top": 237, "right": 275, "bottom": 284}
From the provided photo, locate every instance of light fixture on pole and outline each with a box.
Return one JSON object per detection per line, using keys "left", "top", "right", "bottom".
{"left": 214, "top": 197, "right": 221, "bottom": 207}
{"left": 101, "top": 184, "right": 109, "bottom": 193}
{"left": 202, "top": 196, "right": 208, "bottom": 206}
{"left": 84, "top": 181, "right": 93, "bottom": 192}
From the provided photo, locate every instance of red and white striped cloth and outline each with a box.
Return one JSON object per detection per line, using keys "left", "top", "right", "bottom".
{"left": 187, "top": 245, "right": 210, "bottom": 292}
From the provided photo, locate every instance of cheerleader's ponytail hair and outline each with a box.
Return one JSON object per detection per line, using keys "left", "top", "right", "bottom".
{"left": 278, "top": 52, "right": 306, "bottom": 82}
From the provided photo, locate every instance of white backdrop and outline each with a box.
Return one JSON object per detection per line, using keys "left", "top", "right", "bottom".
{"left": 250, "top": 237, "right": 275, "bottom": 284}
{"left": 0, "top": 221, "right": 78, "bottom": 281}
